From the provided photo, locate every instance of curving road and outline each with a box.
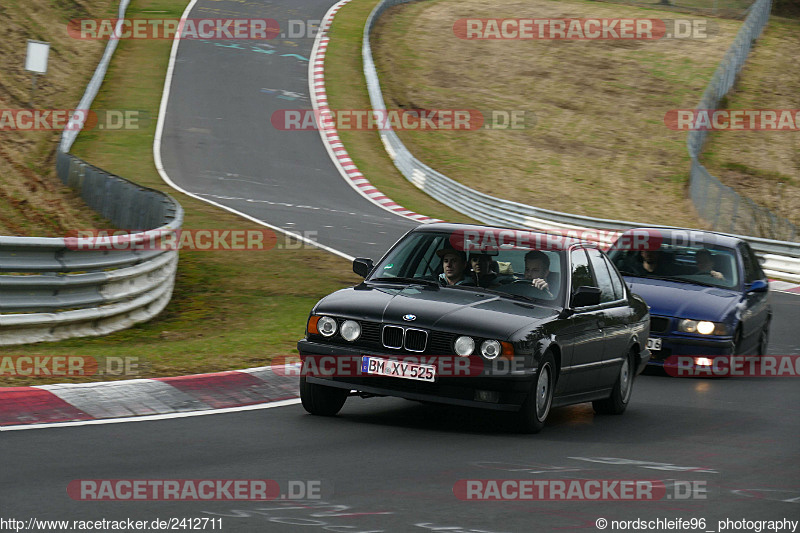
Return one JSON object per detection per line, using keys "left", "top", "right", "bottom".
{"left": 157, "top": 0, "right": 418, "bottom": 257}
{"left": 3, "top": 0, "right": 799, "bottom": 531}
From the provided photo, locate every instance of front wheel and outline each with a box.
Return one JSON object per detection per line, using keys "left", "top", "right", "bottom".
{"left": 593, "top": 349, "right": 634, "bottom": 415}
{"left": 300, "top": 376, "right": 348, "bottom": 416}
{"left": 757, "top": 322, "right": 770, "bottom": 356}
{"left": 515, "top": 353, "right": 556, "bottom": 434}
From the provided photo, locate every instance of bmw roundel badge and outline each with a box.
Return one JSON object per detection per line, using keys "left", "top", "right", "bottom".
{"left": 402, "top": 314, "right": 417, "bottom": 321}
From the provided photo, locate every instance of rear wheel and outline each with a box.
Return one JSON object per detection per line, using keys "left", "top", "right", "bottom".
{"left": 300, "top": 376, "right": 348, "bottom": 416}
{"left": 515, "top": 353, "right": 556, "bottom": 434}
{"left": 593, "top": 349, "right": 634, "bottom": 415}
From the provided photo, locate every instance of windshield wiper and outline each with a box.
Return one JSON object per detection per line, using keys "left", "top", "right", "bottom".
{"left": 369, "top": 277, "right": 440, "bottom": 288}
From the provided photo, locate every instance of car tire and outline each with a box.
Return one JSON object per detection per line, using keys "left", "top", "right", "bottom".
{"left": 757, "top": 322, "right": 770, "bottom": 356}
{"left": 593, "top": 349, "right": 634, "bottom": 415}
{"left": 515, "top": 352, "right": 556, "bottom": 434}
{"left": 300, "top": 376, "right": 348, "bottom": 416}
{"left": 732, "top": 326, "right": 744, "bottom": 355}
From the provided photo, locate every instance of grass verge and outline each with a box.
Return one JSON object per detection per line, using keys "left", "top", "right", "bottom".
{"left": 0, "top": 0, "right": 361, "bottom": 387}
{"left": 361, "top": 0, "right": 747, "bottom": 228}
{"left": 0, "top": 0, "right": 114, "bottom": 235}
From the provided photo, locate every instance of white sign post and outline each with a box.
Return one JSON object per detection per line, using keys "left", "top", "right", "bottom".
{"left": 25, "top": 40, "right": 50, "bottom": 106}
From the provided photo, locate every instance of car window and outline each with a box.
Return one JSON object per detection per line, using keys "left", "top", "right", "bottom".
{"left": 411, "top": 237, "right": 445, "bottom": 278}
{"left": 368, "top": 230, "right": 569, "bottom": 304}
{"left": 744, "top": 244, "right": 765, "bottom": 282}
{"left": 586, "top": 249, "right": 616, "bottom": 303}
{"left": 606, "top": 255, "right": 626, "bottom": 300}
{"left": 739, "top": 243, "right": 759, "bottom": 284}
{"left": 570, "top": 249, "right": 594, "bottom": 292}
{"left": 608, "top": 237, "right": 739, "bottom": 289}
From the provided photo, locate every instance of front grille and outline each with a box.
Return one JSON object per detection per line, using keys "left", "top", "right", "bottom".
{"left": 404, "top": 328, "right": 428, "bottom": 352}
{"left": 360, "top": 321, "right": 382, "bottom": 344}
{"left": 382, "top": 325, "right": 404, "bottom": 349}
{"left": 650, "top": 316, "right": 670, "bottom": 333}
{"left": 429, "top": 332, "right": 456, "bottom": 355}
{"left": 310, "top": 320, "right": 453, "bottom": 355}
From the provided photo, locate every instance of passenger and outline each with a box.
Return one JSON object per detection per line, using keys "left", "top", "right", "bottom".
{"left": 694, "top": 249, "right": 724, "bottom": 280}
{"left": 634, "top": 249, "right": 674, "bottom": 276}
{"left": 469, "top": 253, "right": 498, "bottom": 288}
{"left": 436, "top": 248, "right": 470, "bottom": 286}
{"left": 524, "top": 250, "right": 556, "bottom": 297}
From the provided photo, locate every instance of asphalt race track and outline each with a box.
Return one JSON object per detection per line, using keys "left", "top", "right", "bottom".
{"left": 157, "top": 0, "right": 418, "bottom": 257}
{"left": 2, "top": 0, "right": 799, "bottom": 531}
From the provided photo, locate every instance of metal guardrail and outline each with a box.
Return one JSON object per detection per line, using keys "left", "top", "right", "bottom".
{"left": 362, "top": 0, "right": 800, "bottom": 282}
{"left": 0, "top": 0, "right": 183, "bottom": 345}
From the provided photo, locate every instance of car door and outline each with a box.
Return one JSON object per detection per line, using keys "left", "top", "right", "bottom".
{"left": 561, "top": 248, "right": 607, "bottom": 394}
{"left": 738, "top": 243, "right": 770, "bottom": 353}
{"left": 586, "top": 249, "right": 632, "bottom": 385}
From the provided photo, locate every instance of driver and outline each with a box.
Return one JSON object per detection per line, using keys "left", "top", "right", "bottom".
{"left": 524, "top": 250, "right": 554, "bottom": 297}
{"left": 437, "top": 248, "right": 471, "bottom": 286}
{"left": 695, "top": 249, "right": 724, "bottom": 280}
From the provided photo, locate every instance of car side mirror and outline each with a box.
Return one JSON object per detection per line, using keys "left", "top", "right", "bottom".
{"left": 353, "top": 257, "right": 374, "bottom": 278}
{"left": 747, "top": 279, "right": 768, "bottom": 293}
{"left": 571, "top": 286, "right": 602, "bottom": 308}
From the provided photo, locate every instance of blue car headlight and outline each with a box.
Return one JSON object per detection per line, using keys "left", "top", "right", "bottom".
{"left": 677, "top": 319, "right": 729, "bottom": 336}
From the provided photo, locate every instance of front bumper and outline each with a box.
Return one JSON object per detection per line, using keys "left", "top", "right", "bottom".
{"left": 297, "top": 339, "right": 536, "bottom": 411}
{"left": 647, "top": 334, "right": 735, "bottom": 368}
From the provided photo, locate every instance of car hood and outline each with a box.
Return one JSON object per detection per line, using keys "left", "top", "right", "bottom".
{"left": 624, "top": 276, "right": 740, "bottom": 321}
{"left": 313, "top": 284, "right": 557, "bottom": 339}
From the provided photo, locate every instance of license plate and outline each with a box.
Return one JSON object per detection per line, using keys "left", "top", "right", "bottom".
{"left": 646, "top": 337, "right": 662, "bottom": 351}
{"left": 361, "top": 356, "right": 436, "bottom": 382}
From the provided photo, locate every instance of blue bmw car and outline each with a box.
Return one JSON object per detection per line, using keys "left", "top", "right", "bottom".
{"left": 607, "top": 228, "right": 771, "bottom": 370}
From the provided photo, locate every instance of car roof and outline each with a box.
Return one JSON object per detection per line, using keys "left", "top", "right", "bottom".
{"left": 615, "top": 227, "right": 745, "bottom": 249}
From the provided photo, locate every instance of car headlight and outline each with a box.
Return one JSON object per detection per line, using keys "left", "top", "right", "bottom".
{"left": 454, "top": 336, "right": 475, "bottom": 356}
{"left": 481, "top": 340, "right": 502, "bottom": 360}
{"left": 340, "top": 320, "right": 361, "bottom": 341}
{"left": 678, "top": 319, "right": 728, "bottom": 335}
{"left": 317, "top": 316, "right": 338, "bottom": 337}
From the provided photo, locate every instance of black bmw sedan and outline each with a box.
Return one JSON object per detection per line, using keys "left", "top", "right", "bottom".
{"left": 297, "top": 223, "right": 650, "bottom": 433}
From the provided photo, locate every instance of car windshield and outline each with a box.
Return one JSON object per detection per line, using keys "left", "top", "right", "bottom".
{"left": 368, "top": 230, "right": 567, "bottom": 305}
{"left": 608, "top": 238, "right": 740, "bottom": 290}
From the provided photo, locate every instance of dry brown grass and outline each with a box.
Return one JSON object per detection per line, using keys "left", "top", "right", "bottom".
{"left": 701, "top": 16, "right": 800, "bottom": 229}
{"left": 373, "top": 0, "right": 744, "bottom": 228}
{"left": 0, "top": 0, "right": 114, "bottom": 236}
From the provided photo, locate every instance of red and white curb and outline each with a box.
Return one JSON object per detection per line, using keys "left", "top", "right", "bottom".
{"left": 309, "top": 0, "right": 441, "bottom": 224}
{"left": 770, "top": 280, "right": 800, "bottom": 294}
{"left": 0, "top": 366, "right": 299, "bottom": 429}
